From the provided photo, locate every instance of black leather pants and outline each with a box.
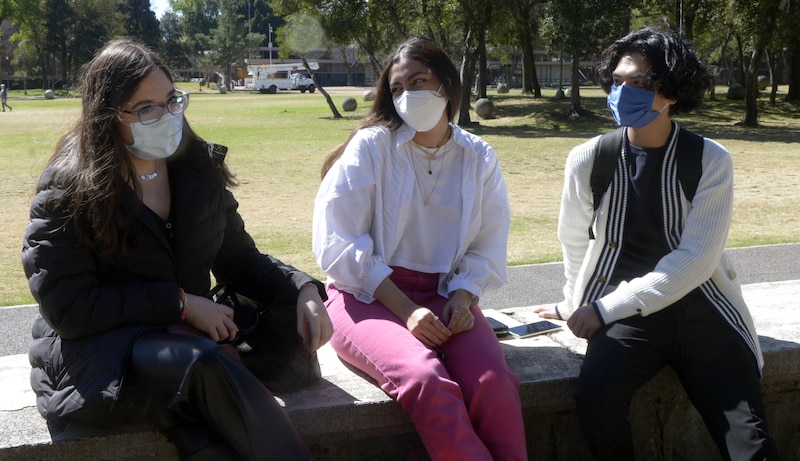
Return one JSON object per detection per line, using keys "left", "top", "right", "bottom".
{"left": 111, "top": 331, "right": 313, "bottom": 461}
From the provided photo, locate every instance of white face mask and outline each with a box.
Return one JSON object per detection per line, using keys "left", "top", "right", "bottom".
{"left": 127, "top": 112, "right": 184, "bottom": 160}
{"left": 393, "top": 85, "right": 447, "bottom": 132}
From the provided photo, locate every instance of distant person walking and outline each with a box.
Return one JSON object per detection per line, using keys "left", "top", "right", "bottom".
{"left": 1, "top": 84, "right": 11, "bottom": 111}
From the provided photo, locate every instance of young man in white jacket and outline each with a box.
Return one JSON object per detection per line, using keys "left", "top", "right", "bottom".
{"left": 535, "top": 28, "right": 779, "bottom": 460}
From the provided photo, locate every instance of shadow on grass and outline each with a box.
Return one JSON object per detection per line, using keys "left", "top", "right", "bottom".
{"left": 461, "top": 90, "right": 800, "bottom": 144}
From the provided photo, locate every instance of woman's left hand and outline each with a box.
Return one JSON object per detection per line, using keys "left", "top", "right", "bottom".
{"left": 296, "top": 283, "right": 333, "bottom": 351}
{"left": 443, "top": 289, "right": 477, "bottom": 335}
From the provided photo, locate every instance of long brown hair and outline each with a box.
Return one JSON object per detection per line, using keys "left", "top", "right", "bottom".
{"left": 320, "top": 38, "right": 461, "bottom": 178}
{"left": 42, "top": 39, "right": 233, "bottom": 254}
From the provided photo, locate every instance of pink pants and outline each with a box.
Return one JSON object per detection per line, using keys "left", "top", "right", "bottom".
{"left": 326, "top": 267, "right": 527, "bottom": 461}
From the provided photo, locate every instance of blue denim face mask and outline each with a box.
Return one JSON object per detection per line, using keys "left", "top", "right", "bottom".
{"left": 607, "top": 84, "right": 669, "bottom": 128}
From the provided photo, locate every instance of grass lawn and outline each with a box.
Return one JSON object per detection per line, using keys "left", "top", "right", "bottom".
{"left": 1, "top": 85, "right": 798, "bottom": 306}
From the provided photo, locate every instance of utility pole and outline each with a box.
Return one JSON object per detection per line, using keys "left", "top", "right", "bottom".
{"left": 269, "top": 24, "right": 273, "bottom": 66}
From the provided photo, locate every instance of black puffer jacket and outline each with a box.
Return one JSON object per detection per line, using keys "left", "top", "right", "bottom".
{"left": 23, "top": 139, "right": 323, "bottom": 424}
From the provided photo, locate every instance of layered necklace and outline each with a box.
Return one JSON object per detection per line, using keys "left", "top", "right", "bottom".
{"left": 139, "top": 161, "right": 158, "bottom": 181}
{"left": 407, "top": 127, "right": 451, "bottom": 207}
{"left": 410, "top": 127, "right": 451, "bottom": 175}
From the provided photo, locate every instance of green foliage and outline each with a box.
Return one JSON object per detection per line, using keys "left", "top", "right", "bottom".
{"left": 278, "top": 13, "right": 325, "bottom": 57}
{"left": 118, "top": 0, "right": 162, "bottom": 50}
{"left": 0, "top": 0, "right": 797, "bottom": 125}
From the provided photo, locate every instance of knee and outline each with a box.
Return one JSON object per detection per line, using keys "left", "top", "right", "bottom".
{"left": 188, "top": 343, "right": 239, "bottom": 373}
{"left": 460, "top": 367, "right": 519, "bottom": 402}
{"left": 395, "top": 367, "right": 459, "bottom": 408}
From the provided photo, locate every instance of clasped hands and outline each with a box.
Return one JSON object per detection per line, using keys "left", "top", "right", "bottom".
{"left": 408, "top": 289, "right": 478, "bottom": 347}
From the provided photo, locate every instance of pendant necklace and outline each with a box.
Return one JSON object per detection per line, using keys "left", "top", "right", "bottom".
{"left": 139, "top": 161, "right": 158, "bottom": 181}
{"left": 407, "top": 143, "right": 447, "bottom": 207}
{"left": 411, "top": 127, "right": 451, "bottom": 174}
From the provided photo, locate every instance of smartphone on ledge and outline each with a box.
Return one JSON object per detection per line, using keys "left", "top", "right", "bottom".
{"left": 507, "top": 320, "right": 562, "bottom": 338}
{"left": 486, "top": 317, "right": 509, "bottom": 336}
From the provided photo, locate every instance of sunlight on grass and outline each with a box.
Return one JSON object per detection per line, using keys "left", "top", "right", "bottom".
{"left": 3, "top": 86, "right": 799, "bottom": 305}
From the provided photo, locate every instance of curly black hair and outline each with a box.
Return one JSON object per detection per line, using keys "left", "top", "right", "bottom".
{"left": 596, "top": 27, "right": 712, "bottom": 114}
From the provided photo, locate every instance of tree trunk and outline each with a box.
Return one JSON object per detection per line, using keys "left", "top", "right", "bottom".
{"left": 476, "top": 30, "right": 487, "bottom": 100}
{"left": 741, "top": 24, "right": 775, "bottom": 126}
{"left": 522, "top": 33, "right": 542, "bottom": 98}
{"left": 767, "top": 48, "right": 779, "bottom": 105}
{"left": 568, "top": 54, "right": 584, "bottom": 117}
{"left": 458, "top": 40, "right": 475, "bottom": 126}
{"left": 355, "top": 37, "right": 383, "bottom": 81}
{"left": 521, "top": 34, "right": 535, "bottom": 95}
{"left": 742, "top": 56, "right": 761, "bottom": 126}
{"left": 787, "top": 41, "right": 800, "bottom": 102}
{"left": 302, "top": 56, "right": 341, "bottom": 119}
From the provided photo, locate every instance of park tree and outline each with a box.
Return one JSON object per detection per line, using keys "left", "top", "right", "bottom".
{"left": 240, "top": 0, "right": 276, "bottom": 41}
{"left": 207, "top": 0, "right": 264, "bottom": 88}
{"left": 453, "top": 0, "right": 494, "bottom": 125}
{"left": 492, "top": 0, "right": 544, "bottom": 96}
{"left": 44, "top": 0, "right": 74, "bottom": 84}
{"left": 271, "top": 0, "right": 422, "bottom": 78}
{"left": 160, "top": 11, "right": 193, "bottom": 70}
{"left": 172, "top": 0, "right": 219, "bottom": 57}
{"left": 278, "top": 13, "right": 341, "bottom": 118}
{"left": 543, "top": 0, "right": 632, "bottom": 117}
{"left": 775, "top": 0, "right": 800, "bottom": 102}
{"left": 119, "top": 0, "right": 162, "bottom": 51}
{"left": 171, "top": 0, "right": 220, "bottom": 85}
{"left": 4, "top": 0, "right": 49, "bottom": 86}
{"left": 68, "top": 1, "right": 110, "bottom": 73}
{"left": 732, "top": 0, "right": 783, "bottom": 126}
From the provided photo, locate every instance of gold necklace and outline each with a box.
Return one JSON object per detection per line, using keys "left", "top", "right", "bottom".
{"left": 407, "top": 143, "right": 447, "bottom": 207}
{"left": 411, "top": 127, "right": 451, "bottom": 174}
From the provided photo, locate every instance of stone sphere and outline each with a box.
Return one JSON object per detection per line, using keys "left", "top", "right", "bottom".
{"left": 474, "top": 98, "right": 495, "bottom": 118}
{"left": 217, "top": 83, "right": 227, "bottom": 94}
{"left": 342, "top": 97, "right": 358, "bottom": 112}
{"left": 757, "top": 75, "right": 769, "bottom": 91}
{"left": 727, "top": 84, "right": 745, "bottom": 100}
{"left": 496, "top": 83, "right": 509, "bottom": 94}
{"left": 44, "top": 89, "right": 55, "bottom": 100}
{"left": 362, "top": 89, "right": 375, "bottom": 101}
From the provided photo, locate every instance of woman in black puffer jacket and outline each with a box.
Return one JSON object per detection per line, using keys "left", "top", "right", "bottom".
{"left": 22, "top": 39, "right": 332, "bottom": 461}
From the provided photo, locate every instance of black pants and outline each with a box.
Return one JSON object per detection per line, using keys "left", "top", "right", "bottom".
{"left": 110, "top": 332, "right": 313, "bottom": 461}
{"left": 574, "top": 289, "right": 780, "bottom": 461}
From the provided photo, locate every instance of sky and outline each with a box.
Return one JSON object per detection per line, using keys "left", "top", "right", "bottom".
{"left": 150, "top": 0, "right": 170, "bottom": 19}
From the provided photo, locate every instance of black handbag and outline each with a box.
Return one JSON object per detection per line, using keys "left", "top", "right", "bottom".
{"left": 206, "top": 284, "right": 322, "bottom": 393}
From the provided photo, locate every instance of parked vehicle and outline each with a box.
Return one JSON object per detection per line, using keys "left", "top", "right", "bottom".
{"left": 246, "top": 62, "right": 319, "bottom": 94}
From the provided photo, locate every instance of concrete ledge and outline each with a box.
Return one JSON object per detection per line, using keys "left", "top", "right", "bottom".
{"left": 1, "top": 280, "right": 799, "bottom": 460}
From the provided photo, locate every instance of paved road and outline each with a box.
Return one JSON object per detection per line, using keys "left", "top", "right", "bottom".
{"left": 1, "top": 243, "right": 798, "bottom": 357}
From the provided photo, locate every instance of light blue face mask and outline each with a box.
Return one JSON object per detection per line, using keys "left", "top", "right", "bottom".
{"left": 127, "top": 111, "right": 184, "bottom": 160}
{"left": 607, "top": 84, "right": 670, "bottom": 128}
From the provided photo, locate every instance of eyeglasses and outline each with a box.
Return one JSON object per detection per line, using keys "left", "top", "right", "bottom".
{"left": 119, "top": 90, "right": 189, "bottom": 125}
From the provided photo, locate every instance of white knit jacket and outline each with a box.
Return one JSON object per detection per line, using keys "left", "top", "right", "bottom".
{"left": 556, "top": 123, "right": 763, "bottom": 372}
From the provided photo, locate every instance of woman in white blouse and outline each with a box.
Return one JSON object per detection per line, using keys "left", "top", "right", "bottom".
{"left": 312, "top": 38, "right": 527, "bottom": 461}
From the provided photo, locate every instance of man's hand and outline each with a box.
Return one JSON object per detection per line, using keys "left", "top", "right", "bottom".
{"left": 533, "top": 305, "right": 560, "bottom": 319}
{"left": 567, "top": 304, "right": 602, "bottom": 339}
